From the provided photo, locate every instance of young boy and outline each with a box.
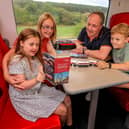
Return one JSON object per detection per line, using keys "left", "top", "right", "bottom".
{"left": 97, "top": 23, "right": 129, "bottom": 88}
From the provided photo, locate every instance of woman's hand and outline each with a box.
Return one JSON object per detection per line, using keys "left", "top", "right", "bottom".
{"left": 10, "top": 74, "right": 25, "bottom": 89}
{"left": 8, "top": 74, "right": 25, "bottom": 85}
{"left": 96, "top": 61, "right": 109, "bottom": 69}
{"left": 9, "top": 66, "right": 45, "bottom": 90}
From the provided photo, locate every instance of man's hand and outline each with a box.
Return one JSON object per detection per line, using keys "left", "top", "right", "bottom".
{"left": 72, "top": 44, "right": 87, "bottom": 54}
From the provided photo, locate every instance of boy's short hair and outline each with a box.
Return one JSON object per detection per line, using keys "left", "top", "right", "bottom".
{"left": 111, "top": 23, "right": 129, "bottom": 38}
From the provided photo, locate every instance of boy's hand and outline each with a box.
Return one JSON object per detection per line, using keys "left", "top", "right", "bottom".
{"left": 96, "top": 61, "right": 109, "bottom": 69}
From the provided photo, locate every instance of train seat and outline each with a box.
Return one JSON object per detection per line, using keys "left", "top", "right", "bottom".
{"left": 109, "top": 12, "right": 129, "bottom": 128}
{"left": 109, "top": 12, "right": 129, "bottom": 29}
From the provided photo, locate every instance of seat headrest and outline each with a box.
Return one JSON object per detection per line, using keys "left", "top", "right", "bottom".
{"left": 110, "top": 12, "right": 129, "bottom": 28}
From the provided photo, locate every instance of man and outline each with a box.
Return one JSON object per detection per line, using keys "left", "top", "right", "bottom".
{"left": 74, "top": 11, "right": 112, "bottom": 60}
{"left": 71, "top": 12, "right": 112, "bottom": 129}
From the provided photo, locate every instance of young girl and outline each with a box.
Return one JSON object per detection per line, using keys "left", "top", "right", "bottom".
{"left": 8, "top": 28, "right": 72, "bottom": 127}
{"left": 3, "top": 12, "right": 56, "bottom": 86}
{"left": 97, "top": 23, "right": 129, "bottom": 88}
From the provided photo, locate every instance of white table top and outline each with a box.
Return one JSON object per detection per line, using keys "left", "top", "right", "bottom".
{"left": 63, "top": 66, "right": 129, "bottom": 95}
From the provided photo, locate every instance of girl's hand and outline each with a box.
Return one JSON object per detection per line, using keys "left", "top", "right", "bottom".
{"left": 36, "top": 65, "right": 45, "bottom": 82}
{"left": 96, "top": 61, "right": 109, "bottom": 69}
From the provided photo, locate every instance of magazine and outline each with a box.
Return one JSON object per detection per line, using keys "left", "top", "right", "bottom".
{"left": 43, "top": 53, "right": 71, "bottom": 85}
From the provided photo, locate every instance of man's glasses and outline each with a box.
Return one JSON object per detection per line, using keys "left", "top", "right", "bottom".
{"left": 41, "top": 25, "right": 54, "bottom": 30}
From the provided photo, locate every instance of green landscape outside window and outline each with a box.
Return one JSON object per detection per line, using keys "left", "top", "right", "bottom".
{"left": 13, "top": 0, "right": 109, "bottom": 39}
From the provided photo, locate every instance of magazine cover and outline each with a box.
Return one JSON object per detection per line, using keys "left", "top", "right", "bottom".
{"left": 43, "top": 53, "right": 71, "bottom": 85}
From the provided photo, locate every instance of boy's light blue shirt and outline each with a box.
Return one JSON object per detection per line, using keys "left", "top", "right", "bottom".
{"left": 112, "top": 43, "right": 129, "bottom": 63}
{"left": 112, "top": 43, "right": 129, "bottom": 73}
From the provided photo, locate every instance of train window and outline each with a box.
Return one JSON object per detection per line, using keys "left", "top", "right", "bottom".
{"left": 13, "top": 0, "right": 109, "bottom": 39}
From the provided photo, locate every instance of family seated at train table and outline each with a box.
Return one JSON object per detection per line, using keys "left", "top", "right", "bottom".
{"left": 3, "top": 10, "right": 129, "bottom": 129}
{"left": 3, "top": 11, "right": 113, "bottom": 129}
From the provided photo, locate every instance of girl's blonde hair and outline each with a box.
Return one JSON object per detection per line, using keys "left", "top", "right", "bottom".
{"left": 37, "top": 12, "right": 57, "bottom": 43}
{"left": 111, "top": 23, "right": 129, "bottom": 38}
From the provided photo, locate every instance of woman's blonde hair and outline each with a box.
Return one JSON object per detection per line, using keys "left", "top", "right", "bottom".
{"left": 37, "top": 12, "right": 57, "bottom": 42}
{"left": 111, "top": 23, "right": 129, "bottom": 38}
